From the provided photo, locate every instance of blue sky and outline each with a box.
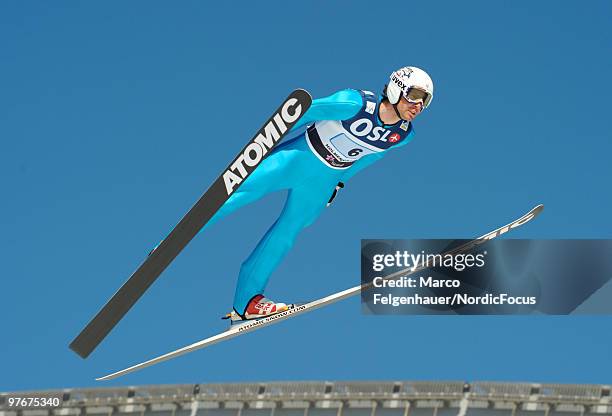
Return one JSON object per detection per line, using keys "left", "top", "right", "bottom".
{"left": 1, "top": 1, "right": 611, "bottom": 391}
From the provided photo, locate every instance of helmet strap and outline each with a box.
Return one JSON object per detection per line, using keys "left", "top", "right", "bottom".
{"left": 392, "top": 102, "right": 403, "bottom": 120}
{"left": 382, "top": 87, "right": 410, "bottom": 122}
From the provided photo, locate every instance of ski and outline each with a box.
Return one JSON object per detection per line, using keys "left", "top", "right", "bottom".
{"left": 96, "top": 204, "right": 544, "bottom": 380}
{"left": 70, "top": 89, "right": 313, "bottom": 359}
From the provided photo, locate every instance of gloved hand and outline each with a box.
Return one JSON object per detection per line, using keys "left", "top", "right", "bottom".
{"left": 326, "top": 182, "right": 345, "bottom": 207}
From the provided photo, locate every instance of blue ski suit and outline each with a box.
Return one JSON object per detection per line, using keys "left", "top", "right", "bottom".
{"left": 206, "top": 88, "right": 416, "bottom": 313}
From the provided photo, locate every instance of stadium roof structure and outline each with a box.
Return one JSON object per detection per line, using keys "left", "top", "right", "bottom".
{"left": 1, "top": 381, "right": 611, "bottom": 416}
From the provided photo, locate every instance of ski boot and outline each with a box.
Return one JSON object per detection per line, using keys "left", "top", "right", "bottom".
{"left": 222, "top": 294, "right": 289, "bottom": 324}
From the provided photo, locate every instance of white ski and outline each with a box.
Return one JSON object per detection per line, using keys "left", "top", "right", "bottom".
{"left": 97, "top": 204, "right": 544, "bottom": 381}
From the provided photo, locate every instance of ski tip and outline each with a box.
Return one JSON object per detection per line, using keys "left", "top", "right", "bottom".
{"left": 290, "top": 88, "right": 312, "bottom": 102}
{"left": 531, "top": 203, "right": 545, "bottom": 216}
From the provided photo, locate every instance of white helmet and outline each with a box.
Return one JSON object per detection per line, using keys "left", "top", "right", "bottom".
{"left": 384, "top": 66, "right": 434, "bottom": 109}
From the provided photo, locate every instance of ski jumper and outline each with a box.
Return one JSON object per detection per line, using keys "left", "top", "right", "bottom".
{"left": 205, "top": 89, "right": 416, "bottom": 313}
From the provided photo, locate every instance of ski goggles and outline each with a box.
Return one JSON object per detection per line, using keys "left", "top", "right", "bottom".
{"left": 402, "top": 87, "right": 432, "bottom": 109}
